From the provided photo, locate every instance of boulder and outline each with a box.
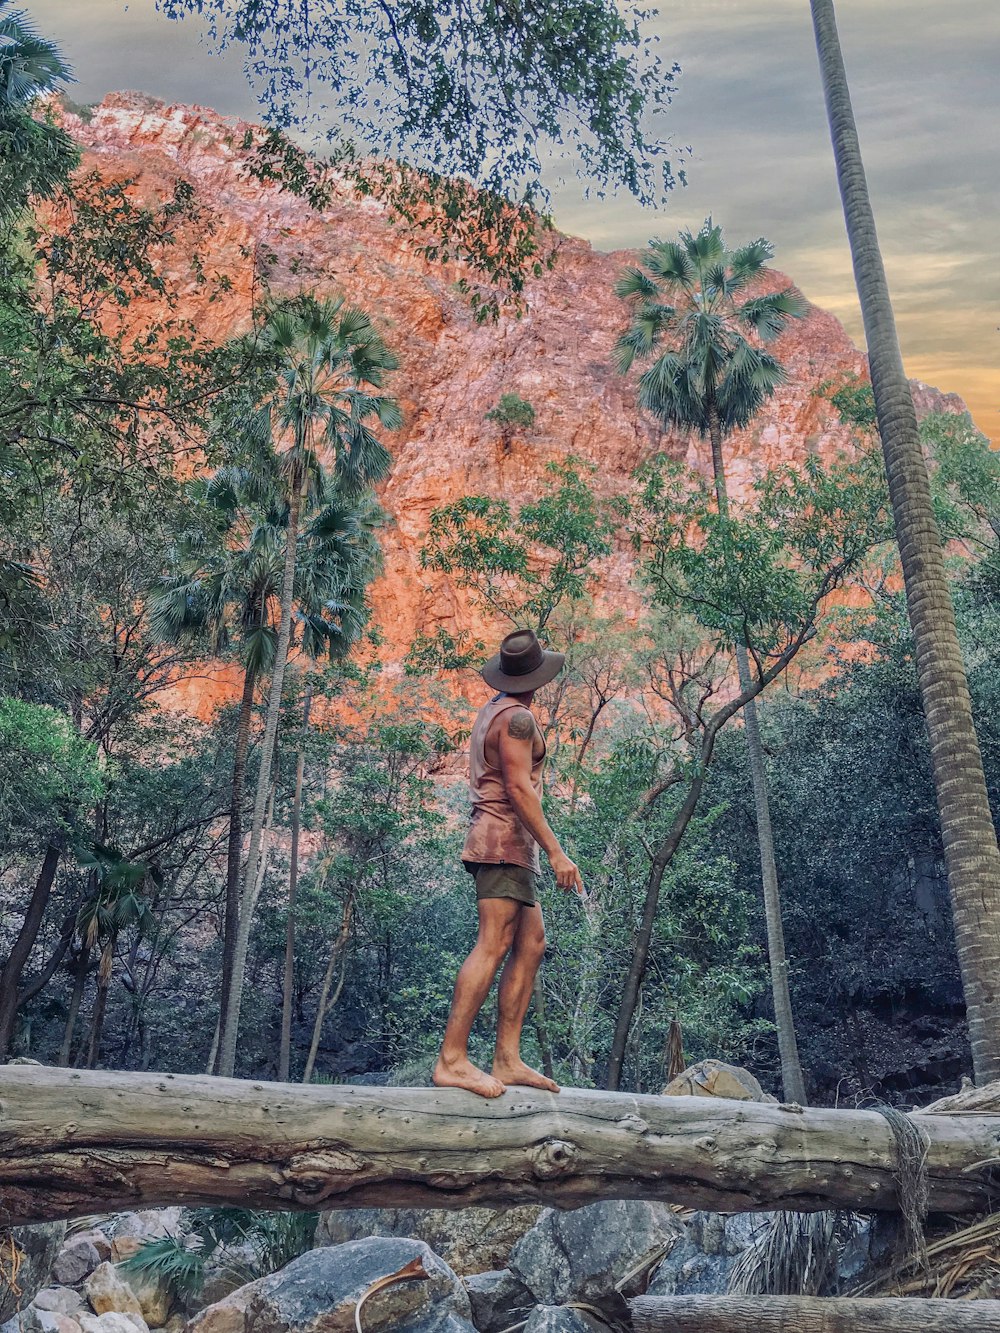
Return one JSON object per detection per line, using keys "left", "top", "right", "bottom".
{"left": 78, "top": 1314, "right": 148, "bottom": 1333}
{"left": 31, "top": 1292, "right": 85, "bottom": 1317}
{"left": 190, "top": 1239, "right": 472, "bottom": 1333}
{"left": 464, "top": 1270, "right": 534, "bottom": 1333}
{"left": 0, "top": 1224, "right": 69, "bottom": 1325}
{"left": 2, "top": 1313, "right": 82, "bottom": 1333}
{"left": 52, "top": 1243, "right": 103, "bottom": 1289}
{"left": 83, "top": 1266, "right": 143, "bottom": 1320}
{"left": 646, "top": 1212, "right": 769, "bottom": 1296}
{"left": 316, "top": 1206, "right": 541, "bottom": 1276}
{"left": 510, "top": 1202, "right": 683, "bottom": 1309}
{"left": 114, "top": 1274, "right": 169, "bottom": 1330}
{"left": 523, "top": 1309, "right": 604, "bottom": 1333}
{"left": 661, "top": 1060, "right": 775, "bottom": 1102}
{"left": 66, "top": 1239, "right": 111, "bottom": 1268}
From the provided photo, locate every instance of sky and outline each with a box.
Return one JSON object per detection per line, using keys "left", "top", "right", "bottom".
{"left": 27, "top": 0, "right": 1000, "bottom": 441}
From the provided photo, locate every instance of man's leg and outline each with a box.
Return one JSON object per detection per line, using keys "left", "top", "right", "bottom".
{"left": 433, "top": 897, "right": 521, "bottom": 1098}
{"left": 492, "top": 903, "right": 560, "bottom": 1093}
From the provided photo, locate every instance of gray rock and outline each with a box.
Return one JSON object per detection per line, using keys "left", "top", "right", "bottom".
{"left": 0, "top": 1225, "right": 69, "bottom": 1325}
{"left": 52, "top": 1242, "right": 102, "bottom": 1288}
{"left": 78, "top": 1315, "right": 148, "bottom": 1333}
{"left": 510, "top": 1201, "right": 682, "bottom": 1307}
{"left": 3, "top": 1312, "right": 78, "bottom": 1333}
{"left": 30, "top": 1291, "right": 84, "bottom": 1317}
{"left": 193, "top": 1239, "right": 472, "bottom": 1333}
{"left": 317, "top": 1207, "right": 540, "bottom": 1276}
{"left": 464, "top": 1270, "right": 533, "bottom": 1333}
{"left": 647, "top": 1212, "right": 768, "bottom": 1297}
{"left": 523, "top": 1308, "right": 604, "bottom": 1333}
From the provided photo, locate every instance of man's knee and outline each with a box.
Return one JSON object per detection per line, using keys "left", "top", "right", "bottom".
{"left": 478, "top": 920, "right": 517, "bottom": 965}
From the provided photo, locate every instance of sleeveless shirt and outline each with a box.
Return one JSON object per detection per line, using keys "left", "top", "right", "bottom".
{"left": 461, "top": 694, "right": 546, "bottom": 874}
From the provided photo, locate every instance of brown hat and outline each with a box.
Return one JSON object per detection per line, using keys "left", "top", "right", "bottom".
{"left": 482, "top": 629, "right": 565, "bottom": 693}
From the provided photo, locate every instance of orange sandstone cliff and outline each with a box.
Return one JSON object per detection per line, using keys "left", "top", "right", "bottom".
{"left": 64, "top": 93, "right": 967, "bottom": 716}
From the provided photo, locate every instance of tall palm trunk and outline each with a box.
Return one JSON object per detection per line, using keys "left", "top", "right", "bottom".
{"left": 811, "top": 0, "right": 1000, "bottom": 1082}
{"left": 708, "top": 405, "right": 807, "bottom": 1104}
{"left": 214, "top": 660, "right": 257, "bottom": 1075}
{"left": 218, "top": 472, "right": 304, "bottom": 1079}
{"left": 279, "top": 687, "right": 312, "bottom": 1081}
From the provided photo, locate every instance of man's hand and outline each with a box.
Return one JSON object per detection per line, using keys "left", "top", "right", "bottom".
{"left": 550, "top": 848, "right": 584, "bottom": 896}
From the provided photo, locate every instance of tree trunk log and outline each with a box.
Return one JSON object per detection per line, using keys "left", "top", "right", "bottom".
{"left": 1, "top": 1068, "right": 999, "bottom": 1226}
{"left": 630, "top": 1294, "right": 1000, "bottom": 1332}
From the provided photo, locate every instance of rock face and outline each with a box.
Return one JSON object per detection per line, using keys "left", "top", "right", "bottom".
{"left": 509, "top": 1201, "right": 682, "bottom": 1309}
{"left": 58, "top": 93, "right": 966, "bottom": 715}
{"left": 190, "top": 1240, "right": 473, "bottom": 1333}
{"left": 646, "top": 1213, "right": 768, "bottom": 1297}
{"left": 0, "top": 1225, "right": 68, "bottom": 1325}
{"left": 316, "top": 1207, "right": 541, "bottom": 1277}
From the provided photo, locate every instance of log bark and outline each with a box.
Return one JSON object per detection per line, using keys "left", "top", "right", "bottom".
{"left": 630, "top": 1294, "right": 1000, "bottom": 1332}
{"left": 1, "top": 1068, "right": 1000, "bottom": 1225}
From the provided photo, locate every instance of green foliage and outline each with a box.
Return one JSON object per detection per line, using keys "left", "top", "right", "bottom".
{"left": 121, "top": 1208, "right": 318, "bottom": 1301}
{"left": 159, "top": 0, "right": 676, "bottom": 208}
{"left": 0, "top": 699, "right": 102, "bottom": 848}
{"left": 614, "top": 220, "right": 806, "bottom": 439}
{"left": 485, "top": 393, "right": 537, "bottom": 434}
{"left": 626, "top": 450, "right": 891, "bottom": 659}
{"left": 417, "top": 456, "right": 614, "bottom": 641}
{"left": 0, "top": 3, "right": 77, "bottom": 222}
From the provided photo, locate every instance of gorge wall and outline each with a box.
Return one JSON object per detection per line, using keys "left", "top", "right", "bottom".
{"left": 65, "top": 93, "right": 967, "bottom": 716}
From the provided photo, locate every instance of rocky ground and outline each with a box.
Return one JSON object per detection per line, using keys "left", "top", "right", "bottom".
{"left": 1, "top": 1198, "right": 890, "bottom": 1333}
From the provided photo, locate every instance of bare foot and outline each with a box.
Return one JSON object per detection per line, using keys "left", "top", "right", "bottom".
{"left": 492, "top": 1058, "right": 560, "bottom": 1093}
{"left": 433, "top": 1054, "right": 506, "bottom": 1098}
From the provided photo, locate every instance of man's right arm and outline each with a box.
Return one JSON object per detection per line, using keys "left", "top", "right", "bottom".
{"left": 497, "top": 709, "right": 584, "bottom": 894}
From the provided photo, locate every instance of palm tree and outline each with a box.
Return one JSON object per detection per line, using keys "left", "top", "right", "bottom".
{"left": 150, "top": 459, "right": 382, "bottom": 1073}
{"left": 810, "top": 1, "right": 1000, "bottom": 1084}
{"left": 0, "top": 3, "right": 77, "bottom": 221}
{"left": 216, "top": 293, "right": 399, "bottom": 1079}
{"left": 615, "top": 220, "right": 809, "bottom": 1102}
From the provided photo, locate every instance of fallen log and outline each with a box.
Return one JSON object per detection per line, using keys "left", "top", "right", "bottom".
{"left": 1, "top": 1067, "right": 999, "bottom": 1225}
{"left": 630, "top": 1294, "right": 1000, "bottom": 1332}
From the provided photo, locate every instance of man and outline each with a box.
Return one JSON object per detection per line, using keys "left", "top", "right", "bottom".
{"left": 433, "top": 628, "right": 584, "bottom": 1098}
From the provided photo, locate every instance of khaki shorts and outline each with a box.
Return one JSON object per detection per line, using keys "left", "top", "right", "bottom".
{"left": 464, "top": 861, "right": 538, "bottom": 907}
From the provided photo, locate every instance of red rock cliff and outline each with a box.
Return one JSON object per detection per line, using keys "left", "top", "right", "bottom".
{"left": 64, "top": 93, "right": 966, "bottom": 713}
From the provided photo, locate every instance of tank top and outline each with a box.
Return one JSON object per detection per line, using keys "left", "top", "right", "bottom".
{"left": 461, "top": 694, "right": 546, "bottom": 874}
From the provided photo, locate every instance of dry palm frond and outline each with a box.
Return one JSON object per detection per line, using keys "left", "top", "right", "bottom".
{"left": 852, "top": 1212, "right": 1000, "bottom": 1300}
{"left": 728, "top": 1210, "right": 844, "bottom": 1297}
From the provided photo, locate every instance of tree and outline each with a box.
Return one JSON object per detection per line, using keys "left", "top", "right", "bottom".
{"left": 811, "top": 0, "right": 1000, "bottom": 1082}
{"left": 149, "top": 461, "right": 382, "bottom": 1073}
{"left": 158, "top": 1, "right": 676, "bottom": 318}
{"left": 615, "top": 220, "right": 809, "bottom": 1101}
{"left": 0, "top": 700, "right": 102, "bottom": 1056}
{"left": 0, "top": 1, "right": 77, "bottom": 224}
{"left": 216, "top": 293, "right": 399, "bottom": 1079}
{"left": 603, "top": 451, "right": 890, "bottom": 1090}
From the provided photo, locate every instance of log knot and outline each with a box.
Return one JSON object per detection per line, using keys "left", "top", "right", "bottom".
{"left": 529, "top": 1138, "right": 577, "bottom": 1179}
{"left": 285, "top": 1148, "right": 367, "bottom": 1198}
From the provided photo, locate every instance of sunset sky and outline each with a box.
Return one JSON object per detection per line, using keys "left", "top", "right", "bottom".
{"left": 28, "top": 0, "right": 1000, "bottom": 441}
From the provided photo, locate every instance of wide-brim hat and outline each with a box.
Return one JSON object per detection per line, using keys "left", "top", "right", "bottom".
{"left": 482, "top": 628, "right": 565, "bottom": 693}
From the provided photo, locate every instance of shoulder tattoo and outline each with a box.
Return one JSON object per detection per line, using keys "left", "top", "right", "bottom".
{"left": 507, "top": 710, "right": 535, "bottom": 741}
